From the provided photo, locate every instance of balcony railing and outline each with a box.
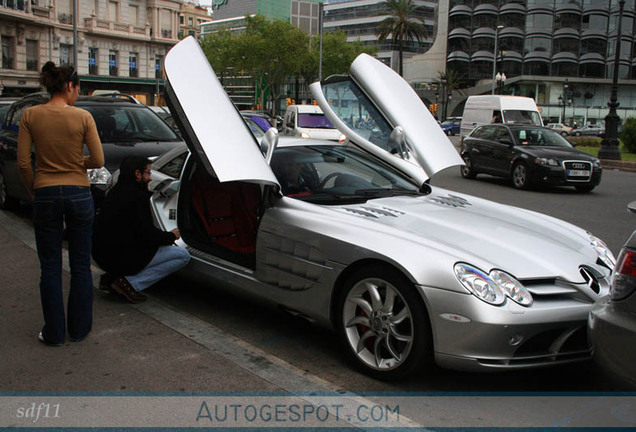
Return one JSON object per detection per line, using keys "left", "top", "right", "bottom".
{"left": 58, "top": 13, "right": 73, "bottom": 24}
{"left": 1, "top": 0, "right": 27, "bottom": 12}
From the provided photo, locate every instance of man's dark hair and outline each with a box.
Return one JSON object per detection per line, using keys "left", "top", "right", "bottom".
{"left": 118, "top": 156, "right": 151, "bottom": 184}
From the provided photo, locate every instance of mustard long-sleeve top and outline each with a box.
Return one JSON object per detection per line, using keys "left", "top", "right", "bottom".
{"left": 17, "top": 104, "right": 105, "bottom": 194}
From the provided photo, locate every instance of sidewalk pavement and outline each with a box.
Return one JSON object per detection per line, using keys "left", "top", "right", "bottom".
{"left": 0, "top": 209, "right": 283, "bottom": 393}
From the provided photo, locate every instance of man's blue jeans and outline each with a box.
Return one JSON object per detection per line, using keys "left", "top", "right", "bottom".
{"left": 34, "top": 186, "right": 94, "bottom": 344}
{"left": 127, "top": 245, "right": 190, "bottom": 292}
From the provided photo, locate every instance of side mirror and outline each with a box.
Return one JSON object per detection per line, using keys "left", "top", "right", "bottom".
{"left": 628, "top": 201, "right": 636, "bottom": 214}
{"left": 260, "top": 127, "right": 279, "bottom": 165}
{"left": 388, "top": 126, "right": 408, "bottom": 159}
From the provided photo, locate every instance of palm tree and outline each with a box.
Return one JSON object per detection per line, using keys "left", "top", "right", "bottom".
{"left": 376, "top": 0, "right": 428, "bottom": 76}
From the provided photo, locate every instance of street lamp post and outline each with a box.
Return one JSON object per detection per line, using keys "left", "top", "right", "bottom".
{"left": 558, "top": 95, "right": 563, "bottom": 123}
{"left": 599, "top": 0, "right": 624, "bottom": 160}
{"left": 446, "top": 90, "right": 453, "bottom": 119}
{"left": 495, "top": 72, "right": 506, "bottom": 94}
{"left": 491, "top": 25, "right": 504, "bottom": 95}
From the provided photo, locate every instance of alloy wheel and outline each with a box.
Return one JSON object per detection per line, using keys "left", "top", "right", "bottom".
{"left": 512, "top": 163, "right": 528, "bottom": 189}
{"left": 342, "top": 277, "right": 414, "bottom": 372}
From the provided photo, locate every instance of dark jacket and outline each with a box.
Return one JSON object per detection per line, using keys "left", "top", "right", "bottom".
{"left": 92, "top": 178, "right": 175, "bottom": 276}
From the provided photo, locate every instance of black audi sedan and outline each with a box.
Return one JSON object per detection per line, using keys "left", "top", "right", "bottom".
{"left": 460, "top": 124, "right": 602, "bottom": 192}
{"left": 0, "top": 92, "right": 183, "bottom": 209}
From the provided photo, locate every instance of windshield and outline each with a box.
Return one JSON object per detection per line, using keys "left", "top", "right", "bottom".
{"left": 270, "top": 145, "right": 421, "bottom": 204}
{"left": 502, "top": 110, "right": 542, "bottom": 126}
{"left": 297, "top": 113, "right": 335, "bottom": 129}
{"left": 83, "top": 105, "right": 181, "bottom": 142}
{"left": 512, "top": 128, "right": 573, "bottom": 148}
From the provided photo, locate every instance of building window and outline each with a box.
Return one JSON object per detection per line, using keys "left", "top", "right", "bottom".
{"left": 26, "top": 40, "right": 38, "bottom": 71}
{"left": 1, "top": 37, "right": 14, "bottom": 69}
{"left": 130, "top": 5, "right": 138, "bottom": 26}
{"left": 60, "top": 43, "right": 73, "bottom": 66}
{"left": 188, "top": 16, "right": 193, "bottom": 26}
{"left": 129, "top": 52, "right": 138, "bottom": 77}
{"left": 109, "top": 1, "right": 118, "bottom": 21}
{"left": 180, "top": 15, "right": 184, "bottom": 25}
{"left": 155, "top": 55, "right": 163, "bottom": 79}
{"left": 109, "top": 50, "right": 118, "bottom": 76}
{"left": 88, "top": 48, "right": 98, "bottom": 75}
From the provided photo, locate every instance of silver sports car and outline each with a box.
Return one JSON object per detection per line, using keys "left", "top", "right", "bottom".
{"left": 153, "top": 37, "right": 615, "bottom": 379}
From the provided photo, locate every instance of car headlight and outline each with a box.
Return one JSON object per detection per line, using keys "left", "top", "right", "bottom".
{"left": 610, "top": 248, "right": 636, "bottom": 301}
{"left": 300, "top": 132, "right": 310, "bottom": 139}
{"left": 587, "top": 232, "right": 616, "bottom": 270}
{"left": 593, "top": 159, "right": 602, "bottom": 168}
{"left": 454, "top": 263, "right": 533, "bottom": 306}
{"left": 535, "top": 157, "right": 559, "bottom": 166}
{"left": 338, "top": 134, "right": 347, "bottom": 143}
{"left": 88, "top": 167, "right": 112, "bottom": 185}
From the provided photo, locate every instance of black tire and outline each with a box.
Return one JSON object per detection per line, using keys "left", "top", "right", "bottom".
{"left": 561, "top": 131, "right": 569, "bottom": 137}
{"left": 575, "top": 185, "right": 595, "bottom": 193}
{"left": 511, "top": 162, "right": 530, "bottom": 189}
{"left": 460, "top": 155, "right": 477, "bottom": 179}
{"left": 575, "top": 132, "right": 582, "bottom": 137}
{"left": 0, "top": 169, "right": 18, "bottom": 210}
{"left": 336, "top": 266, "right": 433, "bottom": 380}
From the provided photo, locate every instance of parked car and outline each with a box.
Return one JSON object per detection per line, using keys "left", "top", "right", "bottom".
{"left": 0, "top": 97, "right": 19, "bottom": 126}
{"left": 0, "top": 93, "right": 183, "bottom": 209}
{"left": 588, "top": 201, "right": 636, "bottom": 388}
{"left": 460, "top": 124, "right": 602, "bottom": 192}
{"left": 148, "top": 105, "right": 179, "bottom": 131}
{"left": 157, "top": 37, "right": 615, "bottom": 379}
{"left": 545, "top": 123, "right": 573, "bottom": 137}
{"left": 570, "top": 124, "right": 604, "bottom": 137}
{"left": 440, "top": 118, "right": 461, "bottom": 136}
{"left": 240, "top": 110, "right": 273, "bottom": 133}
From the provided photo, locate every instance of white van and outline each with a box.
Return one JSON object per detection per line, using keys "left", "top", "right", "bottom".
{"left": 460, "top": 95, "right": 543, "bottom": 137}
{"left": 283, "top": 104, "right": 344, "bottom": 141}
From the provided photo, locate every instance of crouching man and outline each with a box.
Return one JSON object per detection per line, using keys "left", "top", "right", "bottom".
{"left": 93, "top": 156, "right": 190, "bottom": 303}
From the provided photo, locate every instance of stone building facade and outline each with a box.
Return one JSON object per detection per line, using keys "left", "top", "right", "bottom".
{"left": 0, "top": 0, "right": 181, "bottom": 104}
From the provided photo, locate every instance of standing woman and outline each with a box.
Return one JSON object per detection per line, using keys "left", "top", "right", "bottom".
{"left": 18, "top": 61, "right": 104, "bottom": 346}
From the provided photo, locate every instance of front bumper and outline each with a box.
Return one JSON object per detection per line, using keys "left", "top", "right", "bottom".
{"left": 529, "top": 165, "right": 602, "bottom": 187}
{"left": 588, "top": 297, "right": 636, "bottom": 386}
{"left": 420, "top": 285, "right": 593, "bottom": 372}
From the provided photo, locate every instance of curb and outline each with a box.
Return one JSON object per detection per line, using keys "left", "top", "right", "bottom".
{"left": 600, "top": 159, "right": 636, "bottom": 173}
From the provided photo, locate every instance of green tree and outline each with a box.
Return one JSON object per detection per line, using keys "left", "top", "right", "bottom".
{"left": 200, "top": 28, "right": 241, "bottom": 85}
{"left": 376, "top": 0, "right": 428, "bottom": 76}
{"left": 621, "top": 117, "right": 636, "bottom": 153}
{"left": 299, "top": 30, "right": 374, "bottom": 87}
{"left": 240, "top": 16, "right": 309, "bottom": 115}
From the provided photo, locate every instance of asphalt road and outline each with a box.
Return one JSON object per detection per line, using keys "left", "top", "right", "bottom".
{"left": 6, "top": 141, "right": 635, "bottom": 392}
{"left": 145, "top": 156, "right": 635, "bottom": 393}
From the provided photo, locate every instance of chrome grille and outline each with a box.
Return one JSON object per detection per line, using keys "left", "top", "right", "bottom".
{"left": 562, "top": 160, "right": 592, "bottom": 181}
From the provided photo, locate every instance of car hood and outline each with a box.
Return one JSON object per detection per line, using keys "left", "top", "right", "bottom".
{"left": 96, "top": 141, "right": 182, "bottom": 171}
{"left": 331, "top": 188, "right": 602, "bottom": 283}
{"left": 517, "top": 146, "right": 598, "bottom": 161}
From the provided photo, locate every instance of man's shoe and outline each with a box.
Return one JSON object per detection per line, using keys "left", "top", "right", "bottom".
{"left": 110, "top": 277, "right": 147, "bottom": 303}
{"left": 98, "top": 273, "right": 114, "bottom": 292}
{"left": 38, "top": 331, "right": 64, "bottom": 347}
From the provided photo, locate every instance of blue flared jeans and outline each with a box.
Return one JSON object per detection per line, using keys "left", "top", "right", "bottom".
{"left": 33, "top": 186, "right": 94, "bottom": 344}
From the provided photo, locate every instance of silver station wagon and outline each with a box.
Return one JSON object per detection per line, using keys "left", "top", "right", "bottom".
{"left": 151, "top": 37, "right": 615, "bottom": 379}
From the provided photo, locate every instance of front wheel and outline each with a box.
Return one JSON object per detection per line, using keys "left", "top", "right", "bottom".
{"left": 511, "top": 163, "right": 530, "bottom": 189}
{"left": 337, "top": 266, "right": 432, "bottom": 380}
{"left": 460, "top": 155, "right": 477, "bottom": 179}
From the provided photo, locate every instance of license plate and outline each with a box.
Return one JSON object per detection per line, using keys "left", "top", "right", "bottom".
{"left": 567, "top": 170, "right": 590, "bottom": 177}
